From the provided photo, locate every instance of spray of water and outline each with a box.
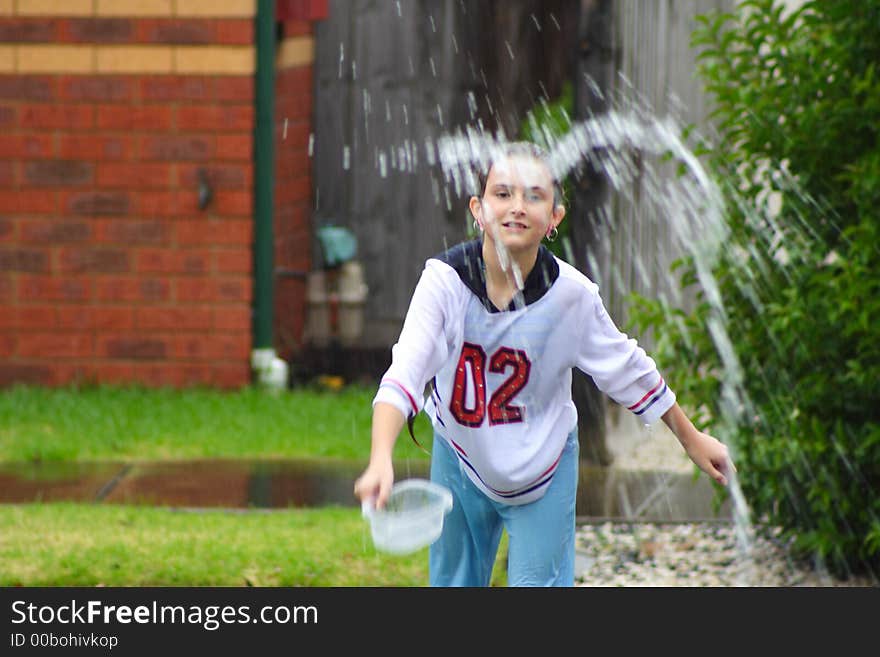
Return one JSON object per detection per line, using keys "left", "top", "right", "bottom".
{"left": 327, "top": 6, "right": 877, "bottom": 584}
{"left": 427, "top": 107, "right": 765, "bottom": 582}
{"left": 335, "top": 41, "right": 870, "bottom": 580}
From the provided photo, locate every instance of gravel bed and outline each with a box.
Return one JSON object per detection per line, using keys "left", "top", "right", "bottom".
{"left": 573, "top": 414, "right": 877, "bottom": 587}
{"left": 574, "top": 521, "right": 877, "bottom": 587}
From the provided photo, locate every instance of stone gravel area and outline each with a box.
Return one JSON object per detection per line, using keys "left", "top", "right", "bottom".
{"left": 576, "top": 413, "right": 877, "bottom": 587}
{"left": 574, "top": 521, "right": 876, "bottom": 587}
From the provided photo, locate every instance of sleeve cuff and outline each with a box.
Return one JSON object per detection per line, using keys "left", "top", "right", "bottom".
{"left": 373, "top": 378, "right": 420, "bottom": 419}
{"left": 626, "top": 378, "right": 676, "bottom": 426}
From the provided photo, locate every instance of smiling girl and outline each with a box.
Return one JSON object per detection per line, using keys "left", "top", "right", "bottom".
{"left": 354, "top": 141, "right": 732, "bottom": 586}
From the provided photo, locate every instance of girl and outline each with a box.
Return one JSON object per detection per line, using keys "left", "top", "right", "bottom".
{"left": 354, "top": 141, "right": 732, "bottom": 586}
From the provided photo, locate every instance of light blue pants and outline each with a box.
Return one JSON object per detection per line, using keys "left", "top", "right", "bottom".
{"left": 429, "top": 429, "right": 579, "bottom": 587}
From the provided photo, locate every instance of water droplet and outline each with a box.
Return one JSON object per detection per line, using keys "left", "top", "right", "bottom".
{"left": 467, "top": 91, "right": 477, "bottom": 118}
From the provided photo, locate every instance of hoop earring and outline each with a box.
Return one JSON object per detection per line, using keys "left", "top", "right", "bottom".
{"left": 473, "top": 219, "right": 482, "bottom": 233}
{"left": 546, "top": 226, "right": 558, "bottom": 242}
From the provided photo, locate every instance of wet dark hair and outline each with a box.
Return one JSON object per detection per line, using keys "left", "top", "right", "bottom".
{"left": 474, "top": 141, "right": 565, "bottom": 208}
{"left": 406, "top": 413, "right": 429, "bottom": 455}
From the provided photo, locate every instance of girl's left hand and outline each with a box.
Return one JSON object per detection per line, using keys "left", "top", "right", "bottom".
{"left": 686, "top": 431, "right": 735, "bottom": 486}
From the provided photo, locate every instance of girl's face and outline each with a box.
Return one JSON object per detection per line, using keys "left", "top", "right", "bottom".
{"left": 470, "top": 154, "right": 565, "bottom": 255}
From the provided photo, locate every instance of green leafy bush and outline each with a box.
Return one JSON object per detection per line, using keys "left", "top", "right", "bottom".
{"left": 627, "top": 0, "right": 880, "bottom": 576}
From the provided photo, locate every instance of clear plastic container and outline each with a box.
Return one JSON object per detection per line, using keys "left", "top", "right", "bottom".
{"left": 362, "top": 479, "right": 453, "bottom": 555}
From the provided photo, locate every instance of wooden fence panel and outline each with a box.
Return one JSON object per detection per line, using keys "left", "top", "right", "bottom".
{"left": 311, "top": 1, "right": 475, "bottom": 347}
{"left": 309, "top": 0, "right": 731, "bottom": 349}
{"left": 593, "top": 0, "right": 732, "bottom": 337}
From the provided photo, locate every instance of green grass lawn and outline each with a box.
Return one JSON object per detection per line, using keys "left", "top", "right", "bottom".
{"left": 0, "top": 383, "right": 432, "bottom": 462}
{"left": 0, "top": 384, "right": 509, "bottom": 586}
{"left": 0, "top": 503, "right": 430, "bottom": 587}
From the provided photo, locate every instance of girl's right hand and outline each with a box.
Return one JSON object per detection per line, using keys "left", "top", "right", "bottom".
{"left": 353, "top": 459, "right": 394, "bottom": 510}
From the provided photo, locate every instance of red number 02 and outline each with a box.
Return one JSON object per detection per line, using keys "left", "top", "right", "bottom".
{"left": 449, "top": 342, "right": 531, "bottom": 427}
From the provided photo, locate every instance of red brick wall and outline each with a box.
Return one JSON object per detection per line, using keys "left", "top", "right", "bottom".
{"left": 0, "top": 3, "right": 321, "bottom": 389}
{"left": 273, "top": 18, "right": 314, "bottom": 361}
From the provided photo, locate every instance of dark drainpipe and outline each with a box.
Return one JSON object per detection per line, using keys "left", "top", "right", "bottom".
{"left": 252, "top": 0, "right": 285, "bottom": 387}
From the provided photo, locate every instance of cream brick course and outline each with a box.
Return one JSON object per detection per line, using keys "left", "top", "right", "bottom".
{"left": 175, "top": 0, "right": 254, "bottom": 17}
{"left": 16, "top": 0, "right": 93, "bottom": 16}
{"left": 9, "top": 43, "right": 257, "bottom": 74}
{"left": 174, "top": 45, "right": 254, "bottom": 74}
{"left": 17, "top": 44, "right": 94, "bottom": 73}
{"left": 0, "top": 45, "right": 14, "bottom": 72}
{"left": 96, "top": 45, "right": 173, "bottom": 73}
{"left": 277, "top": 36, "right": 314, "bottom": 69}
{"left": 13, "top": 0, "right": 255, "bottom": 18}
{"left": 96, "top": 0, "right": 172, "bottom": 16}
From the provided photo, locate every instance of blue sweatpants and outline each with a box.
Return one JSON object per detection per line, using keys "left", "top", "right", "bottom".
{"left": 428, "top": 429, "right": 579, "bottom": 587}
